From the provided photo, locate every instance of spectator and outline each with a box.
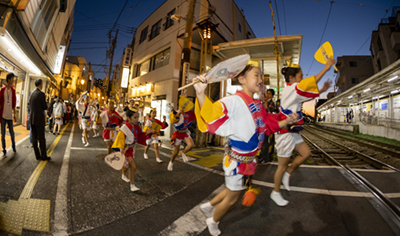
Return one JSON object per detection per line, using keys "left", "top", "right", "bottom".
{"left": 52, "top": 97, "right": 63, "bottom": 135}
{"left": 29, "top": 79, "right": 50, "bottom": 161}
{"left": 0, "top": 73, "right": 17, "bottom": 156}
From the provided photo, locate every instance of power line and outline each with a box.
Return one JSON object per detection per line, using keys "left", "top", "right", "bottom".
{"left": 306, "top": 1, "right": 334, "bottom": 76}
{"left": 282, "top": 0, "right": 287, "bottom": 35}
{"left": 112, "top": 0, "right": 131, "bottom": 29}
{"left": 121, "top": 0, "right": 143, "bottom": 26}
{"left": 273, "top": 0, "right": 282, "bottom": 35}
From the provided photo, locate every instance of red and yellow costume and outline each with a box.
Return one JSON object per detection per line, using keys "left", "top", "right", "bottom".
{"left": 112, "top": 120, "right": 146, "bottom": 169}
{"left": 101, "top": 109, "right": 123, "bottom": 141}
{"left": 143, "top": 108, "right": 168, "bottom": 145}
{"left": 169, "top": 96, "right": 196, "bottom": 146}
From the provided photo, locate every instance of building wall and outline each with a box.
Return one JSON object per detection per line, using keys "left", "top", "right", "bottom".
{"left": 370, "top": 10, "right": 400, "bottom": 73}
{"left": 336, "top": 56, "right": 374, "bottom": 95}
{"left": 17, "top": 0, "right": 76, "bottom": 75}
{"left": 128, "top": 0, "right": 256, "bottom": 137}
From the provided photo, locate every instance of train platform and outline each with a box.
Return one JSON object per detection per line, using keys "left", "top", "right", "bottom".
{"left": 0, "top": 121, "right": 399, "bottom": 235}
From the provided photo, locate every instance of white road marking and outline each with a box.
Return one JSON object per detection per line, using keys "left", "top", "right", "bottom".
{"left": 0, "top": 134, "right": 30, "bottom": 162}
{"left": 158, "top": 184, "right": 225, "bottom": 236}
{"left": 155, "top": 149, "right": 400, "bottom": 199}
{"left": 53, "top": 123, "right": 75, "bottom": 236}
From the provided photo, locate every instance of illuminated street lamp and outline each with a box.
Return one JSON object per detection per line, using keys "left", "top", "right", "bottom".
{"left": 98, "top": 93, "right": 100, "bottom": 97}
{"left": 81, "top": 79, "right": 85, "bottom": 85}
{"left": 197, "top": 19, "right": 218, "bottom": 41}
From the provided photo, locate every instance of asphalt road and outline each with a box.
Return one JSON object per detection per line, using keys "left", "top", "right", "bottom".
{"left": 0, "top": 120, "right": 398, "bottom": 236}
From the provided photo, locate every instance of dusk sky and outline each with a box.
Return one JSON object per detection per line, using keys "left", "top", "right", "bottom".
{"left": 68, "top": 0, "right": 399, "bottom": 116}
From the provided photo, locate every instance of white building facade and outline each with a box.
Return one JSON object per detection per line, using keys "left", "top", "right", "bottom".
{"left": 126, "top": 0, "right": 256, "bottom": 137}
{"left": 0, "top": 0, "right": 75, "bottom": 125}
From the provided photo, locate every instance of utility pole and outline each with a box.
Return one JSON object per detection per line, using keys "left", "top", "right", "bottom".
{"left": 269, "top": 1, "right": 280, "bottom": 101}
{"left": 178, "top": 0, "right": 196, "bottom": 100}
{"left": 107, "top": 29, "right": 119, "bottom": 98}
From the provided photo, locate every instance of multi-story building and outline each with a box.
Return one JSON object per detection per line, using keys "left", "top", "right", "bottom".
{"left": 335, "top": 56, "right": 374, "bottom": 95}
{"left": 0, "top": 0, "right": 75, "bottom": 125}
{"left": 62, "top": 56, "right": 96, "bottom": 103}
{"left": 123, "top": 0, "right": 257, "bottom": 137}
{"left": 370, "top": 6, "right": 400, "bottom": 73}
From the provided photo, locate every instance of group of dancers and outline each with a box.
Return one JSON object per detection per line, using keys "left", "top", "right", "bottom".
{"left": 74, "top": 56, "right": 335, "bottom": 235}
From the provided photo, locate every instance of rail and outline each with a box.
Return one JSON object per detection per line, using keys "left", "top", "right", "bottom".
{"left": 301, "top": 134, "right": 400, "bottom": 222}
{"left": 308, "top": 125, "right": 400, "bottom": 158}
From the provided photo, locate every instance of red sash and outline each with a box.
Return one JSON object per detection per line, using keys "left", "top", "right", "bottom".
{"left": 235, "top": 91, "right": 267, "bottom": 150}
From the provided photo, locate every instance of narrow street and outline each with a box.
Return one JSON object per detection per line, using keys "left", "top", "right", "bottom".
{"left": 0, "top": 121, "right": 398, "bottom": 235}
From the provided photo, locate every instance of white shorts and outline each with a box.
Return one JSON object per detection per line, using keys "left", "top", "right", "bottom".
{"left": 81, "top": 118, "right": 91, "bottom": 130}
{"left": 223, "top": 155, "right": 245, "bottom": 191}
{"left": 146, "top": 136, "right": 161, "bottom": 145}
{"left": 275, "top": 132, "right": 304, "bottom": 158}
{"left": 92, "top": 123, "right": 99, "bottom": 130}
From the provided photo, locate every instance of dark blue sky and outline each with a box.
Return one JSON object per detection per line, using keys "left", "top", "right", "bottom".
{"left": 69, "top": 0, "right": 398, "bottom": 97}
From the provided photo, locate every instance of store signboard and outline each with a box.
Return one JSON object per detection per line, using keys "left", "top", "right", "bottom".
{"left": 123, "top": 47, "right": 132, "bottom": 67}
{"left": 54, "top": 45, "right": 66, "bottom": 74}
{"left": 121, "top": 68, "right": 129, "bottom": 88}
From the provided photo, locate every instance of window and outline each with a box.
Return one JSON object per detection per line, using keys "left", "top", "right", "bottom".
{"left": 150, "top": 20, "right": 161, "bottom": 40}
{"left": 238, "top": 23, "right": 241, "bottom": 32}
{"left": 349, "top": 61, "right": 357, "bottom": 67}
{"left": 351, "top": 78, "right": 359, "bottom": 84}
{"left": 165, "top": 9, "right": 175, "bottom": 30}
{"left": 246, "top": 32, "right": 251, "bottom": 39}
{"left": 377, "top": 36, "right": 383, "bottom": 51}
{"left": 31, "top": 0, "right": 59, "bottom": 50}
{"left": 135, "top": 48, "right": 171, "bottom": 77}
{"left": 153, "top": 48, "right": 170, "bottom": 70}
{"left": 139, "top": 26, "right": 148, "bottom": 44}
{"left": 139, "top": 59, "right": 150, "bottom": 76}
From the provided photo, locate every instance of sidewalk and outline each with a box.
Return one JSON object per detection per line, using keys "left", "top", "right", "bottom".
{"left": 2, "top": 124, "right": 30, "bottom": 150}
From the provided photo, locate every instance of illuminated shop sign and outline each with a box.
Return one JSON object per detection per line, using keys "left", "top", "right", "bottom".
{"left": 54, "top": 45, "right": 66, "bottom": 74}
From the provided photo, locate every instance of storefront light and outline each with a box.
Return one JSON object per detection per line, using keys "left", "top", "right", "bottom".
{"left": 0, "top": 31, "right": 41, "bottom": 75}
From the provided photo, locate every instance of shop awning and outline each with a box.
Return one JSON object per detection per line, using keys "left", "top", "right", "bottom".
{"left": 213, "top": 35, "right": 303, "bottom": 90}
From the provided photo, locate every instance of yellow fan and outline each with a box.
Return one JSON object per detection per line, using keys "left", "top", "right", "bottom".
{"left": 179, "top": 95, "right": 194, "bottom": 113}
{"left": 314, "top": 42, "right": 338, "bottom": 71}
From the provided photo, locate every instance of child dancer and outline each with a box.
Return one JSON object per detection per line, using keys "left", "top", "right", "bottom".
{"left": 195, "top": 61, "right": 297, "bottom": 235}
{"left": 143, "top": 108, "right": 168, "bottom": 163}
{"left": 76, "top": 92, "right": 92, "bottom": 147}
{"left": 91, "top": 101, "right": 100, "bottom": 137}
{"left": 101, "top": 99, "right": 123, "bottom": 154}
{"left": 271, "top": 58, "right": 334, "bottom": 206}
{"left": 112, "top": 107, "right": 153, "bottom": 192}
{"left": 167, "top": 95, "right": 196, "bottom": 171}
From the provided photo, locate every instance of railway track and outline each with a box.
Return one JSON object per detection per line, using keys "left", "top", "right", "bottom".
{"left": 311, "top": 125, "right": 400, "bottom": 158}
{"left": 300, "top": 130, "right": 400, "bottom": 224}
{"left": 302, "top": 128, "right": 400, "bottom": 172}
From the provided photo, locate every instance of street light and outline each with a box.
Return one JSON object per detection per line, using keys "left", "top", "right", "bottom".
{"left": 98, "top": 93, "right": 100, "bottom": 97}
{"left": 81, "top": 79, "right": 85, "bottom": 85}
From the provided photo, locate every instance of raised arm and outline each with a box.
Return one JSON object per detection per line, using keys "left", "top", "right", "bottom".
{"left": 314, "top": 58, "right": 335, "bottom": 83}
